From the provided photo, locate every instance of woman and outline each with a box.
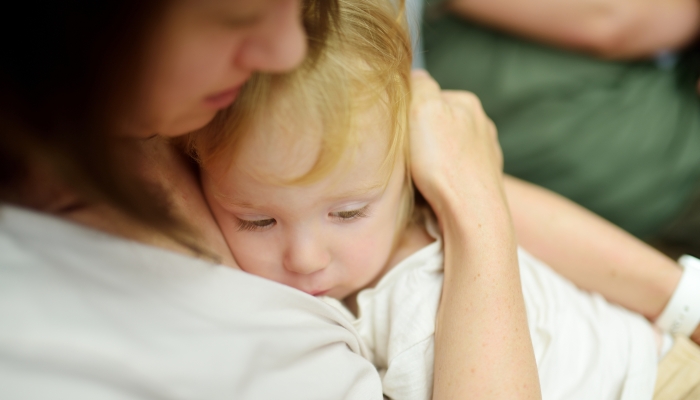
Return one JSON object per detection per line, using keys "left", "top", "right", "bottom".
{"left": 1, "top": 1, "right": 695, "bottom": 398}
{"left": 0, "top": 0, "right": 539, "bottom": 398}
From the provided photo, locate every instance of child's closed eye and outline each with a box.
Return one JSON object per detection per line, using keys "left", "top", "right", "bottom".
{"left": 330, "top": 205, "right": 369, "bottom": 221}
{"left": 236, "top": 218, "right": 276, "bottom": 232}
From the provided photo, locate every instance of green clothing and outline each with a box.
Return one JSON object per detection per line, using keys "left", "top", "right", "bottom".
{"left": 424, "top": 15, "right": 700, "bottom": 240}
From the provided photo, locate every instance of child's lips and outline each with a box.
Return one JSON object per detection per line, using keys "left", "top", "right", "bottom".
{"left": 308, "top": 289, "right": 329, "bottom": 297}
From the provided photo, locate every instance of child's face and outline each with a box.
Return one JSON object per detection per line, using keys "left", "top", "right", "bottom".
{"left": 202, "top": 105, "right": 406, "bottom": 299}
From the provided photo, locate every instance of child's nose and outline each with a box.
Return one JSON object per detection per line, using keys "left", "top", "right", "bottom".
{"left": 283, "top": 232, "right": 331, "bottom": 275}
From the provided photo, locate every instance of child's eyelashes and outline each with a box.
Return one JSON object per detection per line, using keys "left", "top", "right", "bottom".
{"left": 236, "top": 218, "right": 276, "bottom": 232}
{"left": 234, "top": 205, "right": 369, "bottom": 232}
{"left": 330, "top": 205, "right": 369, "bottom": 221}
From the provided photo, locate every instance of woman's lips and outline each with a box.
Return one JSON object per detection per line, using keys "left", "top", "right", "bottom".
{"left": 204, "top": 86, "right": 242, "bottom": 109}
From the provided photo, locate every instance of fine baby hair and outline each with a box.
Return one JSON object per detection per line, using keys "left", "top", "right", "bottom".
{"left": 183, "top": 0, "right": 415, "bottom": 233}
{"left": 184, "top": 2, "right": 689, "bottom": 399}
{"left": 184, "top": 0, "right": 414, "bottom": 238}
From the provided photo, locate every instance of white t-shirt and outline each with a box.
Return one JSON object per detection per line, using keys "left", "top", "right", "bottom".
{"left": 324, "top": 222, "right": 659, "bottom": 400}
{"left": 0, "top": 205, "right": 383, "bottom": 400}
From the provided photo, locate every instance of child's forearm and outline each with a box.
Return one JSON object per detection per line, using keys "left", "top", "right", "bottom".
{"left": 504, "top": 175, "right": 697, "bottom": 341}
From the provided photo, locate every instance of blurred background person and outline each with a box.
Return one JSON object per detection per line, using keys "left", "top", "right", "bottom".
{"left": 419, "top": 0, "right": 700, "bottom": 258}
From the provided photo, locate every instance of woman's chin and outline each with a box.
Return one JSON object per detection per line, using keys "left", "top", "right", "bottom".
{"left": 158, "top": 110, "right": 220, "bottom": 137}
{"left": 125, "top": 106, "right": 221, "bottom": 138}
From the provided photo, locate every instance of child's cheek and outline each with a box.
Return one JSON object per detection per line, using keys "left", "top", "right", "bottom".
{"left": 345, "top": 225, "right": 394, "bottom": 283}
{"left": 228, "top": 233, "right": 280, "bottom": 280}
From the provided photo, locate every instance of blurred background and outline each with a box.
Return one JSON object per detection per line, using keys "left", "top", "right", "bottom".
{"left": 408, "top": 0, "right": 700, "bottom": 258}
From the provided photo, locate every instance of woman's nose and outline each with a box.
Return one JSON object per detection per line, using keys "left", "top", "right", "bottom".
{"left": 283, "top": 232, "right": 331, "bottom": 275}
{"left": 236, "top": 0, "right": 307, "bottom": 73}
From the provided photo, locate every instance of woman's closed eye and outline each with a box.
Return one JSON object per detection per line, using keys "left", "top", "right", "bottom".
{"left": 236, "top": 217, "right": 276, "bottom": 232}
{"left": 330, "top": 205, "right": 369, "bottom": 221}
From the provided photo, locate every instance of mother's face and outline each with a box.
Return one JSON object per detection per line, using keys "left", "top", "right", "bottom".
{"left": 129, "top": 0, "right": 306, "bottom": 138}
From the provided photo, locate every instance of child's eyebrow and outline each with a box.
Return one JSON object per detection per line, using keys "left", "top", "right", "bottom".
{"left": 211, "top": 182, "right": 386, "bottom": 209}
{"left": 209, "top": 188, "right": 257, "bottom": 209}
{"left": 213, "top": 193, "right": 262, "bottom": 210}
{"left": 324, "top": 182, "right": 386, "bottom": 203}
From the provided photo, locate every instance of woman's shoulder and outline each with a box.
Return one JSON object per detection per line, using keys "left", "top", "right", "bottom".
{"left": 0, "top": 205, "right": 382, "bottom": 400}
{"left": 0, "top": 204, "right": 371, "bottom": 333}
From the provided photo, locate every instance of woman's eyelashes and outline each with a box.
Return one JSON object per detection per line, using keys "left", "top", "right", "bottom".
{"left": 330, "top": 205, "right": 369, "bottom": 221}
{"left": 236, "top": 218, "right": 276, "bottom": 232}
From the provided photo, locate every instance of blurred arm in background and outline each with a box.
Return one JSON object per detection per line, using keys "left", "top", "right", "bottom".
{"left": 505, "top": 176, "right": 700, "bottom": 345}
{"left": 445, "top": 0, "right": 700, "bottom": 59}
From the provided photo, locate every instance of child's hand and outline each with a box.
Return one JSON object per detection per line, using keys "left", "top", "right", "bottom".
{"left": 409, "top": 70, "right": 505, "bottom": 214}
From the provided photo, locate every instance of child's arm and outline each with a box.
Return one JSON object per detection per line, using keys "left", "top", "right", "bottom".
{"left": 504, "top": 175, "right": 700, "bottom": 344}
{"left": 410, "top": 71, "right": 541, "bottom": 400}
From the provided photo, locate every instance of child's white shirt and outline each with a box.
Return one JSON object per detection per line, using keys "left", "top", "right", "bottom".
{"left": 323, "top": 221, "right": 659, "bottom": 400}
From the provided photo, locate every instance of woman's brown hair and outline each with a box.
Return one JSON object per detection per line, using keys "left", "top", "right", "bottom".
{"left": 0, "top": 0, "right": 339, "bottom": 233}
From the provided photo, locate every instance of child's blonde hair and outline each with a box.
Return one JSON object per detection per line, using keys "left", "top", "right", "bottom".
{"left": 185, "top": 0, "right": 414, "bottom": 231}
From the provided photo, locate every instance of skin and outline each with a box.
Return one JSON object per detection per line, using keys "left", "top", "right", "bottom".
{"left": 122, "top": 0, "right": 699, "bottom": 392}
{"left": 61, "top": 0, "right": 308, "bottom": 265}
{"left": 202, "top": 102, "right": 412, "bottom": 300}
{"left": 25, "top": 0, "right": 542, "bottom": 396}
{"left": 447, "top": 0, "right": 700, "bottom": 59}
{"left": 202, "top": 76, "right": 542, "bottom": 400}
{"left": 128, "top": 0, "right": 306, "bottom": 138}
{"left": 409, "top": 74, "right": 540, "bottom": 399}
{"left": 442, "top": 0, "right": 700, "bottom": 345}
{"left": 504, "top": 176, "right": 700, "bottom": 345}
{"left": 35, "top": 0, "right": 693, "bottom": 392}
{"left": 203, "top": 68, "right": 542, "bottom": 399}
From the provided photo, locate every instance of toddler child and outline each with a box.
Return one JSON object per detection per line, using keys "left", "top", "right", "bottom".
{"left": 183, "top": 0, "right": 699, "bottom": 399}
